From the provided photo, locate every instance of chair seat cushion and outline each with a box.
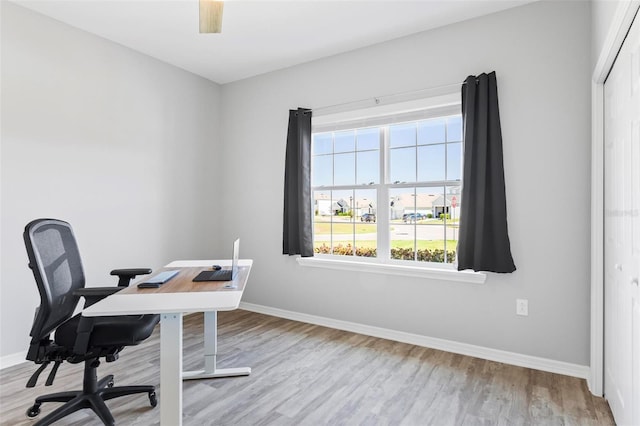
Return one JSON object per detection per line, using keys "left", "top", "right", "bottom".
{"left": 55, "top": 314, "right": 159, "bottom": 350}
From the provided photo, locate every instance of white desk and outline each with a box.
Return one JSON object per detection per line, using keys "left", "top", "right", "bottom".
{"left": 82, "top": 259, "right": 253, "bottom": 426}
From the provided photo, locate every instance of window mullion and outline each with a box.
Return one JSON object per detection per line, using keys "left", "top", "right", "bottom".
{"left": 413, "top": 125, "right": 418, "bottom": 262}
{"left": 331, "top": 133, "right": 335, "bottom": 254}
{"left": 378, "top": 126, "right": 390, "bottom": 261}
{"left": 353, "top": 129, "right": 358, "bottom": 257}
{"left": 444, "top": 120, "right": 448, "bottom": 263}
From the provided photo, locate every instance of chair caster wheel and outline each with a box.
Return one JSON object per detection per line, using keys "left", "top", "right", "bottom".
{"left": 149, "top": 391, "right": 157, "bottom": 407}
{"left": 26, "top": 404, "right": 41, "bottom": 418}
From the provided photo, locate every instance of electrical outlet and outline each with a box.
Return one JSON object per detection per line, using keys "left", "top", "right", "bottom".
{"left": 516, "top": 299, "right": 528, "bottom": 316}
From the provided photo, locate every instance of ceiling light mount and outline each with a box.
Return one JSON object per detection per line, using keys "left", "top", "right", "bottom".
{"left": 200, "top": 0, "right": 224, "bottom": 33}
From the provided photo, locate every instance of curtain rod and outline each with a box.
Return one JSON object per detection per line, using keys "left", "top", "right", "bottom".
{"left": 311, "top": 80, "right": 465, "bottom": 115}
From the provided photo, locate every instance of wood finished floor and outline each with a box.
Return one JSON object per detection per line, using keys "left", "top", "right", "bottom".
{"left": 0, "top": 310, "right": 614, "bottom": 425}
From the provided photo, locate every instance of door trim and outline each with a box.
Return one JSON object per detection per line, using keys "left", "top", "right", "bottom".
{"left": 590, "top": 0, "right": 640, "bottom": 397}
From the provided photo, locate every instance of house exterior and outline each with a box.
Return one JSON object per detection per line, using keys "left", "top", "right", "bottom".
{"left": 431, "top": 194, "right": 461, "bottom": 219}
{"left": 314, "top": 193, "right": 377, "bottom": 217}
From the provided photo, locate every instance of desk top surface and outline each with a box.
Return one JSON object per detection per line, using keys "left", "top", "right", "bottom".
{"left": 82, "top": 259, "right": 252, "bottom": 317}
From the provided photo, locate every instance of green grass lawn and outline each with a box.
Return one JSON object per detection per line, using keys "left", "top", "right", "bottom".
{"left": 314, "top": 222, "right": 458, "bottom": 234}
{"left": 314, "top": 240, "right": 457, "bottom": 250}
{"left": 314, "top": 222, "right": 377, "bottom": 234}
{"left": 420, "top": 219, "right": 460, "bottom": 225}
{"left": 314, "top": 218, "right": 458, "bottom": 251}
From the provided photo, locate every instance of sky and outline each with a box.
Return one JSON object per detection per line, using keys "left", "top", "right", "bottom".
{"left": 312, "top": 115, "right": 463, "bottom": 192}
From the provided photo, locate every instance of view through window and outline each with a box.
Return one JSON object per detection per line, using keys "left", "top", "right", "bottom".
{"left": 312, "top": 109, "right": 462, "bottom": 264}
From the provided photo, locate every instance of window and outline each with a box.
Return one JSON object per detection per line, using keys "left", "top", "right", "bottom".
{"left": 311, "top": 106, "right": 462, "bottom": 266}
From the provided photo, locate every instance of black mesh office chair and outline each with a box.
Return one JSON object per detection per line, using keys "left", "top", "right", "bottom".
{"left": 23, "top": 218, "right": 160, "bottom": 426}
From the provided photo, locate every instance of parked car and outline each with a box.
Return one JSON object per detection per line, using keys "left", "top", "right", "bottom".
{"left": 402, "top": 213, "right": 425, "bottom": 223}
{"left": 360, "top": 213, "right": 376, "bottom": 223}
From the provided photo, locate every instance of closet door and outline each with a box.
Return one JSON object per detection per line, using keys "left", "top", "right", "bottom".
{"left": 603, "top": 11, "right": 640, "bottom": 426}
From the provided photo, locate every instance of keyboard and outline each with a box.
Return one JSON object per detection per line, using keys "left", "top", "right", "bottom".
{"left": 193, "top": 269, "right": 232, "bottom": 282}
{"left": 142, "top": 270, "right": 179, "bottom": 284}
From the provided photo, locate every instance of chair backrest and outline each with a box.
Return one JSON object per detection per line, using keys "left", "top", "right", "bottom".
{"left": 24, "top": 219, "right": 85, "bottom": 341}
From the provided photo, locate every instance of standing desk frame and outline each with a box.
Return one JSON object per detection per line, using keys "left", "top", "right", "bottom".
{"left": 82, "top": 259, "right": 253, "bottom": 426}
{"left": 166, "top": 260, "right": 251, "bottom": 381}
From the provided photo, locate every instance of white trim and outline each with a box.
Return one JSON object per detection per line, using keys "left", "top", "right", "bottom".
{"left": 312, "top": 94, "right": 460, "bottom": 132}
{"left": 592, "top": 1, "right": 640, "bottom": 83}
{"left": 313, "top": 83, "right": 460, "bottom": 118}
{"left": 590, "top": 0, "right": 640, "bottom": 397}
{"left": 239, "top": 302, "right": 589, "bottom": 380}
{"left": 296, "top": 256, "right": 486, "bottom": 284}
{"left": 590, "top": 81, "right": 605, "bottom": 397}
{"left": 0, "top": 350, "right": 27, "bottom": 370}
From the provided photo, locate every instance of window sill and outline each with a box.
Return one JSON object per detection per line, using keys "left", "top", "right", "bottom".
{"left": 296, "top": 257, "right": 486, "bottom": 284}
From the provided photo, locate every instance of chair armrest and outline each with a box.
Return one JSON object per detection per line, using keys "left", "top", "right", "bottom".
{"left": 110, "top": 268, "right": 152, "bottom": 287}
{"left": 74, "top": 287, "right": 122, "bottom": 308}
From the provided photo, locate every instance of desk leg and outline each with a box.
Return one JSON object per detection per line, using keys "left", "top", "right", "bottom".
{"left": 160, "top": 313, "right": 183, "bottom": 426}
{"left": 182, "top": 311, "right": 251, "bottom": 380}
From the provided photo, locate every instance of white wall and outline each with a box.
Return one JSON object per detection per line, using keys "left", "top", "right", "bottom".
{"left": 0, "top": 0, "right": 595, "bottom": 368}
{"left": 220, "top": 1, "right": 592, "bottom": 365}
{"left": 0, "top": 3, "right": 222, "bottom": 358}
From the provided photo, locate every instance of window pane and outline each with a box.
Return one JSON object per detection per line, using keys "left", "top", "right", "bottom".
{"left": 357, "top": 150, "right": 379, "bottom": 185}
{"left": 355, "top": 189, "right": 376, "bottom": 257}
{"left": 445, "top": 187, "right": 461, "bottom": 263}
{"left": 447, "top": 142, "right": 462, "bottom": 181}
{"left": 355, "top": 224, "right": 377, "bottom": 257}
{"left": 416, "top": 187, "right": 445, "bottom": 263}
{"left": 313, "top": 190, "right": 332, "bottom": 254}
{"left": 334, "top": 130, "right": 355, "bottom": 153}
{"left": 357, "top": 128, "right": 380, "bottom": 151}
{"left": 418, "top": 144, "right": 445, "bottom": 182}
{"left": 390, "top": 123, "right": 416, "bottom": 148}
{"left": 355, "top": 189, "right": 376, "bottom": 217}
{"left": 313, "top": 133, "right": 332, "bottom": 155}
{"left": 330, "top": 189, "right": 355, "bottom": 256}
{"left": 447, "top": 116, "right": 462, "bottom": 142}
{"left": 418, "top": 118, "right": 446, "bottom": 145}
{"left": 313, "top": 155, "right": 333, "bottom": 186}
{"left": 390, "top": 190, "right": 416, "bottom": 220}
{"left": 334, "top": 153, "right": 355, "bottom": 186}
{"left": 390, "top": 147, "right": 416, "bottom": 183}
{"left": 390, "top": 188, "right": 417, "bottom": 261}
{"left": 314, "top": 190, "right": 333, "bottom": 220}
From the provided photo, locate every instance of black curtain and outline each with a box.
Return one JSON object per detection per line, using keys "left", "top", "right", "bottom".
{"left": 457, "top": 72, "right": 516, "bottom": 273}
{"left": 282, "top": 108, "right": 314, "bottom": 257}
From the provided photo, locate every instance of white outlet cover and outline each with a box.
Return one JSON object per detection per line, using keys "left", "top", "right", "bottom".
{"left": 516, "top": 299, "right": 528, "bottom": 316}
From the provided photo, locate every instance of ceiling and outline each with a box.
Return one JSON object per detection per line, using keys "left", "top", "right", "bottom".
{"left": 13, "top": 0, "right": 535, "bottom": 84}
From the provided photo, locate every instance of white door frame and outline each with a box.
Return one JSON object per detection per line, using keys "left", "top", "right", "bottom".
{"left": 590, "top": 0, "right": 640, "bottom": 397}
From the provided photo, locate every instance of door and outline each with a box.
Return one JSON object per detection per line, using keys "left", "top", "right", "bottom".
{"left": 604, "top": 11, "right": 640, "bottom": 426}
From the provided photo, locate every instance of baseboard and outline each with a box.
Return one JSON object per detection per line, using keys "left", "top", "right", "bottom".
{"left": 239, "top": 302, "right": 590, "bottom": 380}
{"left": 0, "top": 350, "right": 27, "bottom": 370}
{"left": 3, "top": 305, "right": 588, "bottom": 380}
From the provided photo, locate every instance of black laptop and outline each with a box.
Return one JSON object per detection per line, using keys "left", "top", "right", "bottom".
{"left": 193, "top": 239, "right": 239, "bottom": 282}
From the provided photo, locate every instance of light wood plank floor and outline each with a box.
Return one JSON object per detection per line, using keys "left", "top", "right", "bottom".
{"left": 0, "top": 310, "right": 614, "bottom": 425}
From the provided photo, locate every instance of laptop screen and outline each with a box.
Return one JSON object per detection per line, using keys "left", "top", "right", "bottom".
{"left": 231, "top": 238, "right": 240, "bottom": 278}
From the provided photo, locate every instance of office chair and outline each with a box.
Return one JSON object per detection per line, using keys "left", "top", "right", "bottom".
{"left": 23, "top": 218, "right": 160, "bottom": 426}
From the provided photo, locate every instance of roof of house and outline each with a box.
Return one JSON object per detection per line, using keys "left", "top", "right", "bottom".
{"left": 315, "top": 191, "right": 461, "bottom": 209}
{"left": 392, "top": 193, "right": 440, "bottom": 209}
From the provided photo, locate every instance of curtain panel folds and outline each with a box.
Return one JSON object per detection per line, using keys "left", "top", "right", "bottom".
{"left": 457, "top": 72, "right": 516, "bottom": 273}
{"left": 282, "top": 108, "right": 314, "bottom": 257}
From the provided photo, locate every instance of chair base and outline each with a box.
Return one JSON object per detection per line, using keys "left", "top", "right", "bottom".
{"left": 27, "top": 360, "right": 156, "bottom": 426}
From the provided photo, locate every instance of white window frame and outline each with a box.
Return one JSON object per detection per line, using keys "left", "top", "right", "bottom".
{"left": 301, "top": 94, "right": 486, "bottom": 284}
